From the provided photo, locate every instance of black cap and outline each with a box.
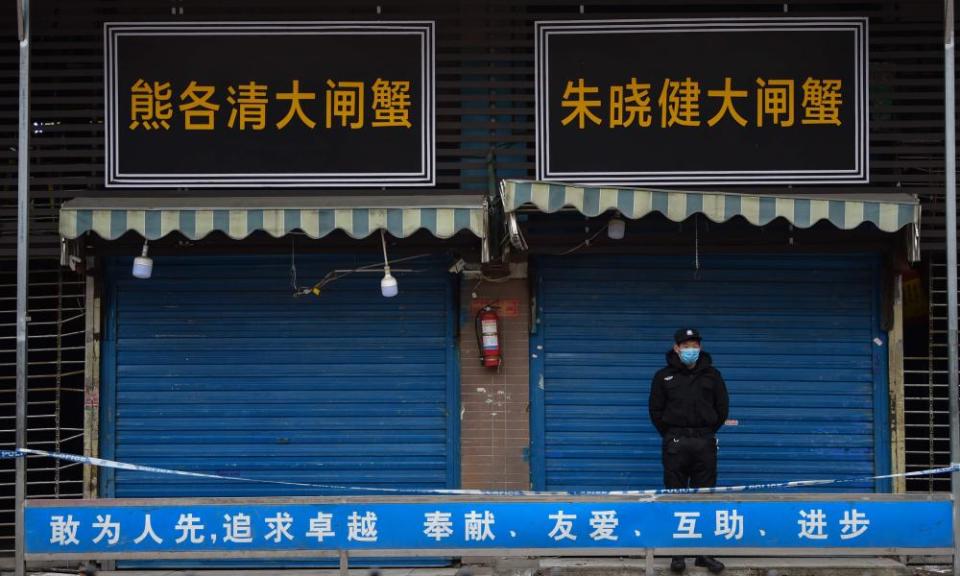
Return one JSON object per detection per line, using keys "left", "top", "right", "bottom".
{"left": 674, "top": 328, "right": 702, "bottom": 344}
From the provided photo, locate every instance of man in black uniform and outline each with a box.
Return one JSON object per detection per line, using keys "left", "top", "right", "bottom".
{"left": 649, "top": 328, "right": 729, "bottom": 574}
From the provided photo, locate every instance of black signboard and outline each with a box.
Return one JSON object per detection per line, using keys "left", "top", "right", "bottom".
{"left": 535, "top": 19, "right": 868, "bottom": 185}
{"left": 105, "top": 22, "right": 434, "bottom": 188}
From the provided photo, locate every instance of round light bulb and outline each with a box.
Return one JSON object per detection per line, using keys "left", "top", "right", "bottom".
{"left": 608, "top": 217, "right": 626, "bottom": 240}
{"left": 381, "top": 271, "right": 398, "bottom": 298}
{"left": 132, "top": 243, "right": 153, "bottom": 279}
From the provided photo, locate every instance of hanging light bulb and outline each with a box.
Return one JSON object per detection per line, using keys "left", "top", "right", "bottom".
{"left": 380, "top": 230, "right": 398, "bottom": 297}
{"left": 132, "top": 240, "right": 153, "bottom": 279}
{"left": 607, "top": 213, "right": 626, "bottom": 240}
{"left": 381, "top": 267, "right": 399, "bottom": 298}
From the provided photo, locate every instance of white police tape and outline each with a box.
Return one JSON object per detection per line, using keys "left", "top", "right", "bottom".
{"left": 5, "top": 447, "right": 960, "bottom": 497}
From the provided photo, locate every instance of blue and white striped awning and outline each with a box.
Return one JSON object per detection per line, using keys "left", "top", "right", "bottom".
{"left": 501, "top": 180, "right": 919, "bottom": 233}
{"left": 60, "top": 196, "right": 486, "bottom": 241}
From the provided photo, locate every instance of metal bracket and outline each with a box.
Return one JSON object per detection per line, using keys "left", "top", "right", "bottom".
{"left": 17, "top": 0, "right": 26, "bottom": 42}
{"left": 339, "top": 549, "right": 349, "bottom": 576}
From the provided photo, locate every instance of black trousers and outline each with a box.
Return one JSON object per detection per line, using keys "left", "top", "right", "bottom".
{"left": 662, "top": 435, "right": 717, "bottom": 489}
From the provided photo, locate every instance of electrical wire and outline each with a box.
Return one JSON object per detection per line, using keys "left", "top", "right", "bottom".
{"left": 288, "top": 228, "right": 434, "bottom": 296}
{"left": 307, "top": 253, "right": 433, "bottom": 295}
{"left": 694, "top": 214, "right": 701, "bottom": 280}
{"left": 380, "top": 229, "right": 390, "bottom": 270}
{"left": 471, "top": 272, "right": 513, "bottom": 294}
{"left": 557, "top": 224, "right": 609, "bottom": 256}
{"left": 289, "top": 237, "right": 299, "bottom": 293}
{"left": 695, "top": 215, "right": 700, "bottom": 270}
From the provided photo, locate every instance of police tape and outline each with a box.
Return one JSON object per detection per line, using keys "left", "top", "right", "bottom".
{"left": 4, "top": 448, "right": 960, "bottom": 497}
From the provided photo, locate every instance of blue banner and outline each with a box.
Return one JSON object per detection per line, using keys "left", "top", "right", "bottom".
{"left": 26, "top": 500, "right": 951, "bottom": 556}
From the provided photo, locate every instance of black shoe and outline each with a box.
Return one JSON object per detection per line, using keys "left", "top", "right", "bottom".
{"left": 670, "top": 556, "right": 686, "bottom": 573}
{"left": 695, "top": 556, "right": 724, "bottom": 574}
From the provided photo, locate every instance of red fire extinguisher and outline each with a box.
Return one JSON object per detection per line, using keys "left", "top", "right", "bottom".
{"left": 475, "top": 305, "right": 502, "bottom": 368}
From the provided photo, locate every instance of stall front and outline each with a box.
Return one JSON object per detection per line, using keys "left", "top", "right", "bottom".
{"left": 60, "top": 195, "right": 486, "bottom": 504}
{"left": 501, "top": 180, "right": 920, "bottom": 494}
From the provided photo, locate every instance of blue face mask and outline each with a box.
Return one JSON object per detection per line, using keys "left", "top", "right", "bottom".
{"left": 678, "top": 348, "right": 700, "bottom": 366}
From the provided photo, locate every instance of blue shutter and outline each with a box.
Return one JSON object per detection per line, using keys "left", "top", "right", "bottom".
{"left": 101, "top": 254, "right": 459, "bottom": 498}
{"left": 532, "top": 254, "right": 889, "bottom": 493}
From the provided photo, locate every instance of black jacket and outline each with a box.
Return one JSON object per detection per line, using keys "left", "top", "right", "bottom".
{"left": 649, "top": 350, "right": 729, "bottom": 437}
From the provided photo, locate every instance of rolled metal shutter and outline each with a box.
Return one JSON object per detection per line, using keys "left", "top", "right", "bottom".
{"left": 532, "top": 254, "right": 888, "bottom": 492}
{"left": 101, "top": 254, "right": 458, "bottom": 498}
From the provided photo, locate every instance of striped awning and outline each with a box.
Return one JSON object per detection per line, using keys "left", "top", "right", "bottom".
{"left": 501, "top": 180, "right": 919, "bottom": 233}
{"left": 59, "top": 196, "right": 486, "bottom": 241}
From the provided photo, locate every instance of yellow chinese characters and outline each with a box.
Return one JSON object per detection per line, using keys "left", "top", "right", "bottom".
{"left": 801, "top": 78, "right": 842, "bottom": 126}
{"left": 756, "top": 79, "right": 795, "bottom": 127}
{"left": 557, "top": 76, "right": 843, "bottom": 129}
{"left": 227, "top": 82, "right": 269, "bottom": 130}
{"left": 130, "top": 79, "right": 173, "bottom": 130}
{"left": 276, "top": 80, "right": 317, "bottom": 129}
{"left": 609, "top": 78, "right": 652, "bottom": 128}
{"left": 372, "top": 79, "right": 412, "bottom": 128}
{"left": 706, "top": 77, "right": 748, "bottom": 127}
{"left": 128, "top": 79, "right": 415, "bottom": 132}
{"left": 326, "top": 80, "right": 365, "bottom": 129}
{"left": 658, "top": 78, "right": 701, "bottom": 128}
{"left": 179, "top": 82, "right": 219, "bottom": 130}
{"left": 560, "top": 79, "right": 602, "bottom": 129}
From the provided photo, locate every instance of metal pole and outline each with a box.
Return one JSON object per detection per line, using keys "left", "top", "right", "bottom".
{"left": 15, "top": 1, "right": 30, "bottom": 576}
{"left": 944, "top": 1, "right": 960, "bottom": 574}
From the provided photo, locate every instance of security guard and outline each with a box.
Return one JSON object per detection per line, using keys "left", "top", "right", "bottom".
{"left": 649, "top": 328, "right": 729, "bottom": 574}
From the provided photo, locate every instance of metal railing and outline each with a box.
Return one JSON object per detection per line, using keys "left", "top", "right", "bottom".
{"left": 0, "top": 261, "right": 85, "bottom": 556}
{"left": 906, "top": 257, "right": 953, "bottom": 493}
